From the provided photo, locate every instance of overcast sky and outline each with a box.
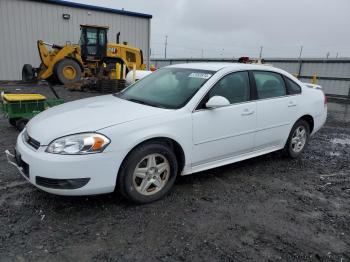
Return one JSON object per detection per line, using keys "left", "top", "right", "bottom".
{"left": 71, "top": 0, "right": 350, "bottom": 59}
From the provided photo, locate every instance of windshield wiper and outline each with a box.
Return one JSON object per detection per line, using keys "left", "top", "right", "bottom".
{"left": 127, "top": 98, "right": 166, "bottom": 109}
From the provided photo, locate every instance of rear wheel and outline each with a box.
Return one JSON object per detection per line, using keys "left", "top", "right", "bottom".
{"left": 55, "top": 59, "right": 82, "bottom": 85}
{"left": 284, "top": 120, "right": 310, "bottom": 158}
{"left": 15, "top": 119, "right": 28, "bottom": 131}
{"left": 117, "top": 143, "right": 178, "bottom": 204}
{"left": 22, "top": 64, "right": 35, "bottom": 82}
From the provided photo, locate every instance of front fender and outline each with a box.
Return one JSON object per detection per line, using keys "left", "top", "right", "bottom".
{"left": 99, "top": 112, "right": 193, "bottom": 171}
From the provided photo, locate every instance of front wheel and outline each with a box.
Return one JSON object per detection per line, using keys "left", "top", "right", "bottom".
{"left": 117, "top": 143, "right": 178, "bottom": 204}
{"left": 284, "top": 120, "right": 310, "bottom": 158}
{"left": 55, "top": 59, "right": 82, "bottom": 85}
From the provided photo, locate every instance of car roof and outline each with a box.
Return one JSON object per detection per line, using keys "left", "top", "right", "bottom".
{"left": 166, "top": 62, "right": 281, "bottom": 73}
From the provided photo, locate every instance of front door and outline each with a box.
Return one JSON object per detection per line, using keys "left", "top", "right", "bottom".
{"left": 192, "top": 71, "right": 257, "bottom": 167}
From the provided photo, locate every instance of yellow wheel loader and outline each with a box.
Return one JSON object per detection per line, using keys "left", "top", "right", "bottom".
{"left": 22, "top": 25, "right": 147, "bottom": 85}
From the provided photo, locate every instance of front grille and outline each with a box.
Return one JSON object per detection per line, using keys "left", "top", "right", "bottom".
{"left": 27, "top": 136, "right": 40, "bottom": 150}
{"left": 23, "top": 131, "right": 40, "bottom": 150}
{"left": 36, "top": 177, "right": 90, "bottom": 189}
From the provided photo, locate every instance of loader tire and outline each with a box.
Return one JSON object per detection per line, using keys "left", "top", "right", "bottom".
{"left": 55, "top": 59, "right": 82, "bottom": 85}
{"left": 22, "top": 64, "right": 34, "bottom": 82}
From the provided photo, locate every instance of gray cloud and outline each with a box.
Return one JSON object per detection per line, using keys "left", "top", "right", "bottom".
{"left": 71, "top": 0, "right": 350, "bottom": 58}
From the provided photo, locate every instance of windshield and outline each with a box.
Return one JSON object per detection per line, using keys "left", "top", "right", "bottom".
{"left": 118, "top": 68, "right": 215, "bottom": 109}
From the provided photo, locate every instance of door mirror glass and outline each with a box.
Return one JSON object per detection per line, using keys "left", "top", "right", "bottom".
{"left": 206, "top": 96, "right": 230, "bottom": 109}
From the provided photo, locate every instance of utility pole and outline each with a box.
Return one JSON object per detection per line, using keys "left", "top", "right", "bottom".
{"left": 336, "top": 52, "right": 339, "bottom": 58}
{"left": 259, "top": 46, "right": 263, "bottom": 59}
{"left": 201, "top": 49, "right": 204, "bottom": 58}
{"left": 298, "top": 45, "right": 303, "bottom": 58}
{"left": 164, "top": 35, "right": 168, "bottom": 59}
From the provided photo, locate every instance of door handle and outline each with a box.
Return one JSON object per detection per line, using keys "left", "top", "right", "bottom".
{"left": 288, "top": 101, "right": 297, "bottom": 107}
{"left": 241, "top": 109, "right": 255, "bottom": 116}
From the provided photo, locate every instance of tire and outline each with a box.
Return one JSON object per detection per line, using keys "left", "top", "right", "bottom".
{"left": 55, "top": 59, "right": 82, "bottom": 85}
{"left": 22, "top": 64, "right": 34, "bottom": 82}
{"left": 117, "top": 143, "right": 178, "bottom": 204}
{"left": 9, "top": 118, "right": 18, "bottom": 127}
{"left": 284, "top": 119, "right": 310, "bottom": 158}
{"left": 15, "top": 119, "right": 28, "bottom": 131}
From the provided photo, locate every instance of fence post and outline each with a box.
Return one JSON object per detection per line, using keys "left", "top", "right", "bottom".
{"left": 297, "top": 59, "right": 303, "bottom": 79}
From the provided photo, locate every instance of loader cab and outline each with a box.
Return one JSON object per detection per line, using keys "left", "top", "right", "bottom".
{"left": 79, "top": 25, "right": 108, "bottom": 62}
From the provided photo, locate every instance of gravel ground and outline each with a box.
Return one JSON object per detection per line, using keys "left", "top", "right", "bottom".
{"left": 0, "top": 84, "right": 349, "bottom": 262}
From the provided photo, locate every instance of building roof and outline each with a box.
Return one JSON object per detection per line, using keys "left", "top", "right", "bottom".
{"left": 30, "top": 0, "right": 152, "bottom": 19}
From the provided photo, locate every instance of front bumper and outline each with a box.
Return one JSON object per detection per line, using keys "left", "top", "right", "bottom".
{"left": 5, "top": 149, "right": 29, "bottom": 179}
{"left": 5, "top": 132, "right": 125, "bottom": 196}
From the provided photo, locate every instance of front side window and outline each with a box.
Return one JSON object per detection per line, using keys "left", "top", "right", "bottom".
{"left": 86, "top": 28, "right": 98, "bottom": 45}
{"left": 253, "top": 71, "right": 286, "bottom": 99}
{"left": 118, "top": 68, "right": 214, "bottom": 109}
{"left": 208, "top": 71, "right": 250, "bottom": 104}
{"left": 285, "top": 77, "right": 302, "bottom": 95}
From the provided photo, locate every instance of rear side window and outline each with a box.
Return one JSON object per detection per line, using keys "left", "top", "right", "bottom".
{"left": 253, "top": 71, "right": 286, "bottom": 99}
{"left": 285, "top": 77, "right": 302, "bottom": 95}
{"left": 208, "top": 71, "right": 250, "bottom": 104}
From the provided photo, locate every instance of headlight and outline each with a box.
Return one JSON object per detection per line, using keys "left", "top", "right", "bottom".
{"left": 46, "top": 133, "right": 110, "bottom": 155}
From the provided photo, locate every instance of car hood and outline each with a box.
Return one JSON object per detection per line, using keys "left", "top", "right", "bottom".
{"left": 26, "top": 95, "right": 169, "bottom": 145}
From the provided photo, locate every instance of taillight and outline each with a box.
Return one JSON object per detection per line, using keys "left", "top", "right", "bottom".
{"left": 324, "top": 94, "right": 328, "bottom": 105}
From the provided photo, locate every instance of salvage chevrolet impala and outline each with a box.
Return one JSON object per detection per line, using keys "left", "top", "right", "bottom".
{"left": 6, "top": 63, "right": 327, "bottom": 203}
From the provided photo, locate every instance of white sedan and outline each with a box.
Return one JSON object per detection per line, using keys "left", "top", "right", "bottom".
{"left": 6, "top": 63, "right": 327, "bottom": 203}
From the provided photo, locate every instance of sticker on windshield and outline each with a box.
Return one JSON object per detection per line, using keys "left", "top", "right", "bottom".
{"left": 188, "top": 73, "right": 212, "bottom": 79}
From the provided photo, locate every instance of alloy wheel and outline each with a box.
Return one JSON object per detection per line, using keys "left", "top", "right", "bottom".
{"left": 291, "top": 126, "right": 307, "bottom": 153}
{"left": 132, "top": 153, "right": 170, "bottom": 196}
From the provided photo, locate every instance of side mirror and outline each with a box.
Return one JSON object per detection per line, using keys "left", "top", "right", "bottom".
{"left": 205, "top": 96, "right": 230, "bottom": 109}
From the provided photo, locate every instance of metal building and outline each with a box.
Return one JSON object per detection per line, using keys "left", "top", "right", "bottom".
{"left": 0, "top": 0, "right": 152, "bottom": 80}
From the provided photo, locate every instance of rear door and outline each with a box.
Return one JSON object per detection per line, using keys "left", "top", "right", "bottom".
{"left": 192, "top": 71, "right": 257, "bottom": 167}
{"left": 252, "top": 71, "right": 300, "bottom": 150}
